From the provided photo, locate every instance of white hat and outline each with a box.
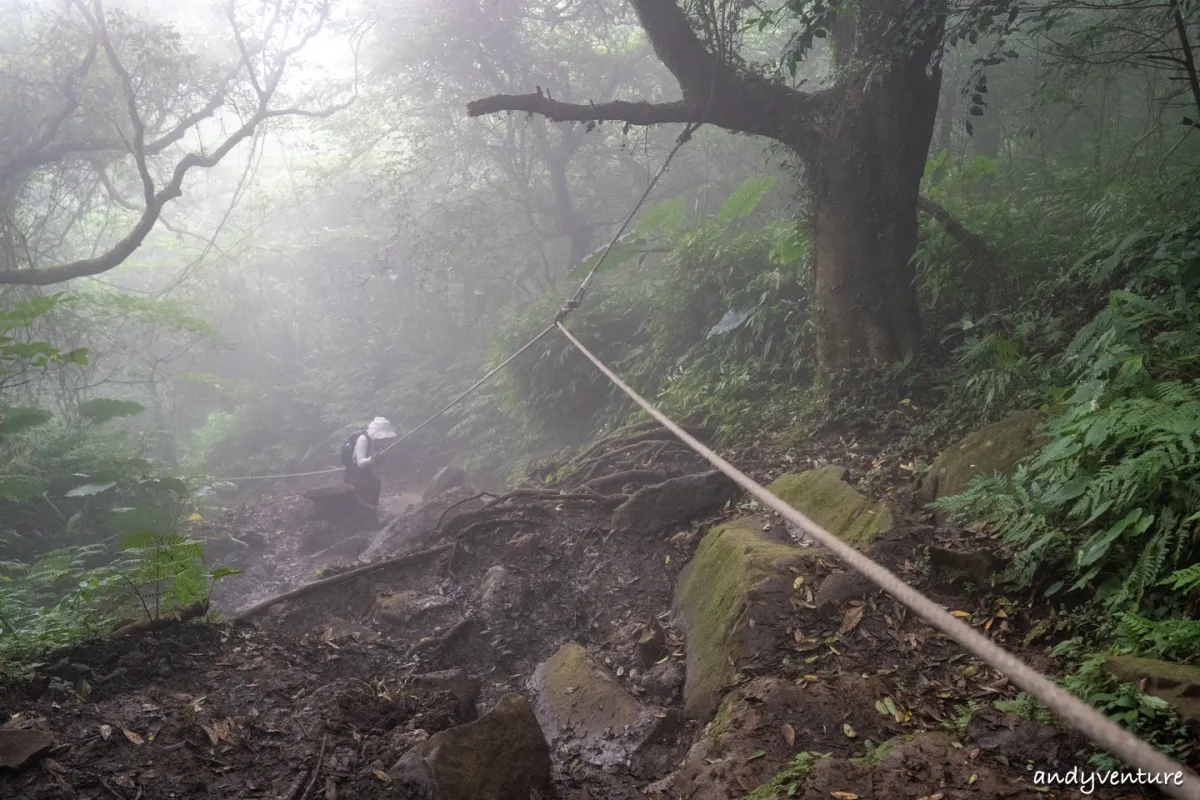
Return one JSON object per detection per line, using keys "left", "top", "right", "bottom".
{"left": 367, "top": 416, "right": 397, "bottom": 439}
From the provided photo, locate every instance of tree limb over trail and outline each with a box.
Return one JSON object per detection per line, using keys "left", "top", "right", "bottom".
{"left": 0, "top": 0, "right": 360, "bottom": 287}
{"left": 467, "top": 95, "right": 704, "bottom": 127}
{"left": 465, "top": 0, "right": 945, "bottom": 379}
{"left": 466, "top": 0, "right": 831, "bottom": 152}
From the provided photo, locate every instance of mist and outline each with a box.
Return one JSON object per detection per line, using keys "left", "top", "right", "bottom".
{"left": 1, "top": 0, "right": 1199, "bottom": 797}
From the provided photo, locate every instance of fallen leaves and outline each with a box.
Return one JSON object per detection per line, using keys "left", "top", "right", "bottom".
{"left": 830, "top": 792, "right": 859, "bottom": 799}
{"left": 842, "top": 723, "right": 856, "bottom": 739}
{"left": 838, "top": 604, "right": 864, "bottom": 635}
{"left": 874, "top": 696, "right": 911, "bottom": 724}
{"left": 949, "top": 610, "right": 971, "bottom": 619}
{"left": 372, "top": 769, "right": 392, "bottom": 783}
{"left": 122, "top": 728, "right": 144, "bottom": 746}
{"left": 781, "top": 723, "right": 795, "bottom": 747}
{"left": 99, "top": 724, "right": 112, "bottom": 741}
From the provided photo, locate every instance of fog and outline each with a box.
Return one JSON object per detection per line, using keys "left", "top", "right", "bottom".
{"left": 1, "top": 1, "right": 1199, "bottom": 793}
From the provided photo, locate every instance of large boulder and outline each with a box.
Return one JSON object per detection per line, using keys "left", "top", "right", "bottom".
{"left": 673, "top": 519, "right": 815, "bottom": 718}
{"left": 531, "top": 643, "right": 673, "bottom": 767}
{"left": 767, "top": 465, "right": 895, "bottom": 550}
{"left": 388, "top": 693, "right": 551, "bottom": 800}
{"left": 611, "top": 470, "right": 739, "bottom": 536}
{"left": 918, "top": 409, "right": 1047, "bottom": 507}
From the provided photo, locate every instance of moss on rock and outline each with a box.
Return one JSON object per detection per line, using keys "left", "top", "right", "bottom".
{"left": 767, "top": 466, "right": 894, "bottom": 550}
{"left": 918, "top": 409, "right": 1047, "bottom": 505}
{"left": 674, "top": 520, "right": 816, "bottom": 719}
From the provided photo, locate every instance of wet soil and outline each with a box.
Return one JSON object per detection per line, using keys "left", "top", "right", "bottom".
{"left": 0, "top": 431, "right": 1156, "bottom": 799}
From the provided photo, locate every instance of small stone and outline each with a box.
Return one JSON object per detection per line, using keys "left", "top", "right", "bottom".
{"left": 813, "top": 572, "right": 875, "bottom": 612}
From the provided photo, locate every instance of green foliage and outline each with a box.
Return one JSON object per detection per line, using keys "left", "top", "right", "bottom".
{"left": 0, "top": 530, "right": 240, "bottom": 671}
{"left": 1058, "top": 649, "right": 1191, "bottom": 771}
{"left": 743, "top": 751, "right": 824, "bottom": 800}
{"left": 468, "top": 176, "right": 815, "bottom": 480}
{"left": 0, "top": 294, "right": 88, "bottom": 393}
{"left": 78, "top": 398, "right": 147, "bottom": 424}
{"left": 931, "top": 179, "right": 1200, "bottom": 610}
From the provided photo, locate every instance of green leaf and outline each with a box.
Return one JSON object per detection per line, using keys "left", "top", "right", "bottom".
{"left": 771, "top": 230, "right": 810, "bottom": 265}
{"left": 716, "top": 175, "right": 776, "bottom": 224}
{"left": 65, "top": 482, "right": 118, "bottom": 498}
{"left": 0, "top": 406, "right": 53, "bottom": 435}
{"left": 0, "top": 475, "right": 46, "bottom": 499}
{"left": 1076, "top": 509, "right": 1153, "bottom": 568}
{"left": 78, "top": 399, "right": 146, "bottom": 424}
{"left": 566, "top": 235, "right": 648, "bottom": 279}
{"left": 209, "top": 567, "right": 243, "bottom": 580}
{"left": 634, "top": 196, "right": 687, "bottom": 237}
{"left": 108, "top": 504, "right": 173, "bottom": 539}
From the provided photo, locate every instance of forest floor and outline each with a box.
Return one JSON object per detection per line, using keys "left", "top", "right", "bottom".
{"left": 0, "top": 423, "right": 1154, "bottom": 799}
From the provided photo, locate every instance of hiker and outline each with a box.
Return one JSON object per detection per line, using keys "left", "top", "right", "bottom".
{"left": 341, "top": 417, "right": 396, "bottom": 514}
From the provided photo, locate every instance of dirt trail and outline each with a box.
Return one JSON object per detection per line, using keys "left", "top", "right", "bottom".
{"left": 0, "top": 428, "right": 1140, "bottom": 799}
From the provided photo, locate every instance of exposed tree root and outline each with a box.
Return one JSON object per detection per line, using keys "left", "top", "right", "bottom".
{"left": 583, "top": 469, "right": 665, "bottom": 495}
{"left": 235, "top": 544, "right": 454, "bottom": 620}
{"left": 111, "top": 600, "right": 210, "bottom": 638}
{"left": 456, "top": 517, "right": 540, "bottom": 542}
{"left": 424, "top": 492, "right": 495, "bottom": 539}
{"left": 484, "top": 488, "right": 623, "bottom": 508}
{"left": 565, "top": 439, "right": 690, "bottom": 487}
{"left": 435, "top": 505, "right": 550, "bottom": 541}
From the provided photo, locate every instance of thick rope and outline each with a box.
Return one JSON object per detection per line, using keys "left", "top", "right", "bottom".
{"left": 224, "top": 123, "right": 701, "bottom": 484}
{"left": 554, "top": 320, "right": 1200, "bottom": 800}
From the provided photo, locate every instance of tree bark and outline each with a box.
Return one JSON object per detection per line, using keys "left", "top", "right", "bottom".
{"left": 467, "top": 0, "right": 944, "bottom": 381}
{"left": 808, "top": 9, "right": 943, "bottom": 375}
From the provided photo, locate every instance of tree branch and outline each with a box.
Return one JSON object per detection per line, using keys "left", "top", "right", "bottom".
{"left": 0, "top": 0, "right": 352, "bottom": 286}
{"left": 466, "top": 0, "right": 830, "bottom": 153}
{"left": 917, "top": 197, "right": 999, "bottom": 273}
{"left": 468, "top": 94, "right": 702, "bottom": 125}
{"left": 0, "top": 28, "right": 100, "bottom": 182}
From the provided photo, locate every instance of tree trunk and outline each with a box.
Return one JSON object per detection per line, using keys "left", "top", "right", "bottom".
{"left": 808, "top": 17, "right": 943, "bottom": 377}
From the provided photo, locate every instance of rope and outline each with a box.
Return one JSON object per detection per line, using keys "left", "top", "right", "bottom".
{"left": 224, "top": 123, "right": 700, "bottom": 484}
{"left": 554, "top": 123, "right": 700, "bottom": 322}
{"left": 554, "top": 320, "right": 1200, "bottom": 800}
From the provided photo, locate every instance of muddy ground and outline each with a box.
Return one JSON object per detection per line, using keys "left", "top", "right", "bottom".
{"left": 0, "top": 424, "right": 1167, "bottom": 799}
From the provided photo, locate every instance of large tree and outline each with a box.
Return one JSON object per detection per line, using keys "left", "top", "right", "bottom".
{"left": 468, "top": 0, "right": 945, "bottom": 377}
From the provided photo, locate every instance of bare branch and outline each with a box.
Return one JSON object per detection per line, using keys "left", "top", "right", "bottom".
{"left": 0, "top": 26, "right": 100, "bottom": 182}
{"left": 466, "top": 0, "right": 830, "bottom": 151}
{"left": 468, "top": 94, "right": 703, "bottom": 125}
{"left": 0, "top": 0, "right": 353, "bottom": 286}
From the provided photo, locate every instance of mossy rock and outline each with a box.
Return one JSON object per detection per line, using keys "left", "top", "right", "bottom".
{"left": 674, "top": 519, "right": 817, "bottom": 719}
{"left": 767, "top": 465, "right": 894, "bottom": 550}
{"left": 531, "top": 643, "right": 669, "bottom": 767}
{"left": 1105, "top": 655, "right": 1200, "bottom": 724}
{"left": 918, "top": 409, "right": 1047, "bottom": 505}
